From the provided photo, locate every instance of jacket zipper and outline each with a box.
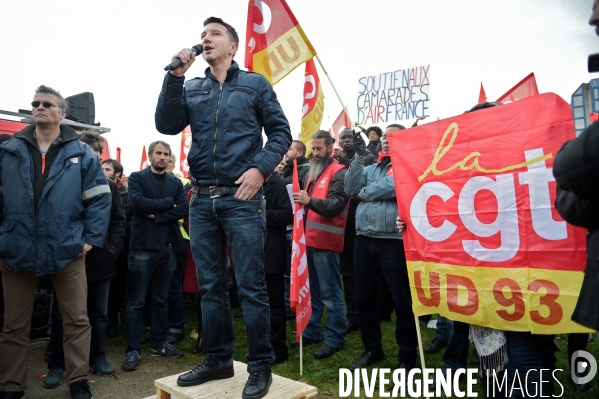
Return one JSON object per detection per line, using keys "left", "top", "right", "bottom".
{"left": 213, "top": 82, "right": 224, "bottom": 186}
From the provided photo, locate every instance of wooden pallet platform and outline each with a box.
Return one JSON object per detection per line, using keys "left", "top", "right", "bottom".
{"left": 147, "top": 361, "right": 318, "bottom": 399}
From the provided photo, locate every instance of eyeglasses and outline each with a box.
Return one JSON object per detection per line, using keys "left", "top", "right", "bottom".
{"left": 31, "top": 100, "right": 62, "bottom": 109}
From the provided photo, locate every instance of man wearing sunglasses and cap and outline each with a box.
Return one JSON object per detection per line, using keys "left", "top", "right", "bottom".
{"left": 0, "top": 85, "right": 111, "bottom": 399}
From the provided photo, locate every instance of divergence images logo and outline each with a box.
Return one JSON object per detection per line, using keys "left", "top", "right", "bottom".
{"left": 571, "top": 350, "right": 597, "bottom": 386}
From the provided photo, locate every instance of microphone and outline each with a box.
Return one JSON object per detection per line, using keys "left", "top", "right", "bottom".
{"left": 164, "top": 44, "right": 203, "bottom": 71}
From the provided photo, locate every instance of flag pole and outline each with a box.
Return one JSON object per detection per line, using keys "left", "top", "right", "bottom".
{"left": 414, "top": 315, "right": 432, "bottom": 398}
{"left": 415, "top": 315, "right": 426, "bottom": 369}
{"left": 315, "top": 54, "right": 355, "bottom": 127}
{"left": 300, "top": 335, "right": 303, "bottom": 376}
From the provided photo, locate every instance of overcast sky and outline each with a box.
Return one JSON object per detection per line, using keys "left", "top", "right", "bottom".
{"left": 0, "top": 0, "right": 597, "bottom": 175}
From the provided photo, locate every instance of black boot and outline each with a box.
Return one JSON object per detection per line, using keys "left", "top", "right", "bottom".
{"left": 191, "top": 331, "right": 203, "bottom": 355}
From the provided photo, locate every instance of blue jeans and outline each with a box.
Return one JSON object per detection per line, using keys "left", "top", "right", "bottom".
{"left": 302, "top": 248, "right": 346, "bottom": 349}
{"left": 48, "top": 278, "right": 111, "bottom": 368}
{"left": 190, "top": 193, "right": 273, "bottom": 372}
{"left": 354, "top": 236, "right": 417, "bottom": 365}
{"left": 125, "top": 247, "right": 177, "bottom": 354}
{"left": 436, "top": 316, "right": 449, "bottom": 344}
{"left": 168, "top": 268, "right": 185, "bottom": 334}
{"left": 504, "top": 331, "right": 557, "bottom": 397}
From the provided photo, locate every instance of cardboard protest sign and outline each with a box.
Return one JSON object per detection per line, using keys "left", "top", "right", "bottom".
{"left": 389, "top": 93, "right": 592, "bottom": 333}
{"left": 357, "top": 65, "right": 429, "bottom": 125}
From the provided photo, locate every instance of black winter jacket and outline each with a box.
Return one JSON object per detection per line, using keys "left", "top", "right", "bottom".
{"left": 264, "top": 173, "right": 293, "bottom": 274}
{"left": 86, "top": 179, "right": 126, "bottom": 282}
{"left": 281, "top": 155, "right": 310, "bottom": 185}
{"left": 554, "top": 121, "right": 599, "bottom": 329}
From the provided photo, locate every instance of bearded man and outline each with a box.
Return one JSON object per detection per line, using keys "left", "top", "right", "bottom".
{"left": 291, "top": 130, "right": 349, "bottom": 359}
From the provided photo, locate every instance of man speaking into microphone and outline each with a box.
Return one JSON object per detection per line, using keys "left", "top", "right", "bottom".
{"left": 155, "top": 16, "right": 291, "bottom": 399}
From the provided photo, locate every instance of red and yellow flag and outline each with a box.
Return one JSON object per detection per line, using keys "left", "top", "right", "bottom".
{"left": 388, "top": 93, "right": 591, "bottom": 334}
{"left": 299, "top": 59, "right": 324, "bottom": 157}
{"left": 245, "top": 0, "right": 316, "bottom": 85}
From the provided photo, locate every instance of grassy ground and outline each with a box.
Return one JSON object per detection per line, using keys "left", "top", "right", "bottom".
{"left": 167, "top": 300, "right": 599, "bottom": 398}
{"left": 263, "top": 317, "right": 598, "bottom": 398}
{"left": 23, "top": 301, "right": 599, "bottom": 398}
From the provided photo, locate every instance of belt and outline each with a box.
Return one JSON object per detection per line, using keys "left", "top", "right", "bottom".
{"left": 197, "top": 185, "right": 240, "bottom": 198}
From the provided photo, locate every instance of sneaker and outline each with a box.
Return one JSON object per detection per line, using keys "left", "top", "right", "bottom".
{"left": 69, "top": 379, "right": 92, "bottom": 399}
{"left": 122, "top": 351, "right": 141, "bottom": 372}
{"left": 0, "top": 392, "right": 25, "bottom": 398}
{"left": 177, "top": 360, "right": 235, "bottom": 387}
{"left": 90, "top": 359, "right": 115, "bottom": 376}
{"left": 242, "top": 367, "right": 272, "bottom": 399}
{"left": 43, "top": 368, "right": 64, "bottom": 388}
{"left": 151, "top": 342, "right": 183, "bottom": 358}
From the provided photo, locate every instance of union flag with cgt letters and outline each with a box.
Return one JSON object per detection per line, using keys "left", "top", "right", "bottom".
{"left": 245, "top": 0, "right": 316, "bottom": 85}
{"left": 388, "top": 93, "right": 594, "bottom": 333}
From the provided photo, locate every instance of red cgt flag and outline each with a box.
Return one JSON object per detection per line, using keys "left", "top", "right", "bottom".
{"left": 290, "top": 159, "right": 311, "bottom": 340}
{"left": 497, "top": 72, "right": 539, "bottom": 103}
{"left": 300, "top": 59, "right": 324, "bottom": 157}
{"left": 245, "top": 0, "right": 316, "bottom": 85}
{"left": 140, "top": 145, "right": 149, "bottom": 170}
{"left": 478, "top": 83, "right": 487, "bottom": 104}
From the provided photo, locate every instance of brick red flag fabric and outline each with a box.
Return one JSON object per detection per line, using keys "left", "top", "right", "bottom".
{"left": 478, "top": 83, "right": 487, "bottom": 104}
{"left": 497, "top": 73, "right": 539, "bottom": 103}
{"left": 140, "top": 145, "right": 148, "bottom": 170}
{"left": 329, "top": 109, "right": 351, "bottom": 146}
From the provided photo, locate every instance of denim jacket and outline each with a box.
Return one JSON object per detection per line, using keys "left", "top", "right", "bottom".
{"left": 344, "top": 156, "right": 401, "bottom": 239}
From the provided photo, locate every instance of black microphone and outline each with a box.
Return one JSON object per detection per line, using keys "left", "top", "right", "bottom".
{"left": 164, "top": 44, "right": 203, "bottom": 71}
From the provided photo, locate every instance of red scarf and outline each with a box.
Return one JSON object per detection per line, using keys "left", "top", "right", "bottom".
{"left": 377, "top": 152, "right": 391, "bottom": 163}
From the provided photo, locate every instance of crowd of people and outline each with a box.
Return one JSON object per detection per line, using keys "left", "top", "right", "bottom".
{"left": 1, "top": 7, "right": 599, "bottom": 399}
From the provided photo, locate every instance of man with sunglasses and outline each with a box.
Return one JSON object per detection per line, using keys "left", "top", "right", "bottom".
{"left": 0, "top": 85, "right": 111, "bottom": 399}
